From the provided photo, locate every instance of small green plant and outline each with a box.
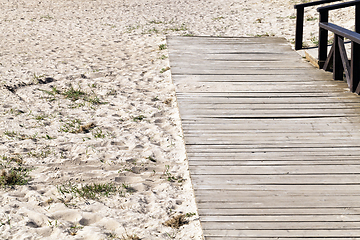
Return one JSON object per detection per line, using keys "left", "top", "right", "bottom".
{"left": 126, "top": 25, "right": 140, "bottom": 33}
{"left": 62, "top": 85, "right": 87, "bottom": 101}
{"left": 152, "top": 96, "right": 160, "bottom": 101}
{"left": 160, "top": 55, "right": 168, "bottom": 60}
{"left": 289, "top": 15, "right": 296, "bottom": 19}
{"left": 28, "top": 148, "right": 52, "bottom": 159}
{"left": 159, "top": 44, "right": 167, "bottom": 50}
{"left": 7, "top": 108, "right": 24, "bottom": 115}
{"left": 254, "top": 33, "right": 271, "bottom": 37}
{"left": 40, "top": 14, "right": 53, "bottom": 20}
{"left": 168, "top": 23, "right": 188, "bottom": 32}
{"left": 160, "top": 67, "right": 171, "bottom": 73}
{"left": 43, "top": 134, "right": 55, "bottom": 140}
{"left": 133, "top": 115, "right": 146, "bottom": 121}
{"left": 311, "top": 36, "right": 319, "bottom": 46}
{"left": 165, "top": 232, "right": 176, "bottom": 239}
{"left": 306, "top": 16, "right": 318, "bottom": 21}
{"left": 255, "top": 18, "right": 263, "bottom": 23}
{"left": 147, "top": 156, "right": 157, "bottom": 162}
{"left": 302, "top": 42, "right": 310, "bottom": 48}
{"left": 59, "top": 119, "right": 82, "bottom": 133}
{"left": 32, "top": 73, "right": 45, "bottom": 82}
{"left": 106, "top": 89, "right": 117, "bottom": 96}
{"left": 34, "top": 113, "right": 48, "bottom": 121}
{"left": 185, "top": 212, "right": 196, "bottom": 217}
{"left": 212, "top": 16, "right": 224, "bottom": 21}
{"left": 164, "top": 165, "right": 184, "bottom": 183}
{"left": 147, "top": 27, "right": 159, "bottom": 34}
{"left": 4, "top": 131, "right": 17, "bottom": 138}
{"left": 3, "top": 131, "right": 38, "bottom": 140}
{"left": 68, "top": 224, "right": 83, "bottom": 236}
{"left": 39, "top": 86, "right": 60, "bottom": 101}
{"left": 92, "top": 128, "right": 105, "bottom": 138}
{"left": 149, "top": 20, "right": 163, "bottom": 24}
{"left": 122, "top": 183, "right": 136, "bottom": 194}
{"left": 104, "top": 23, "right": 116, "bottom": 28}
{"left": 1, "top": 155, "right": 23, "bottom": 165}
{"left": 48, "top": 219, "right": 58, "bottom": 227}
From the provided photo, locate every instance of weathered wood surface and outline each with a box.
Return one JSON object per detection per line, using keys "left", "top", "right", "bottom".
{"left": 167, "top": 36, "right": 360, "bottom": 239}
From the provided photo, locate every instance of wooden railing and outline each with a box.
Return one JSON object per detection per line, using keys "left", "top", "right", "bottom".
{"left": 295, "top": 0, "right": 360, "bottom": 94}
{"left": 294, "top": 0, "right": 343, "bottom": 50}
{"left": 318, "top": 0, "right": 360, "bottom": 93}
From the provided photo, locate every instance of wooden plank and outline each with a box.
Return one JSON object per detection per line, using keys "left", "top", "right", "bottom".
{"left": 189, "top": 161, "right": 360, "bottom": 166}
{"left": 193, "top": 188, "right": 360, "bottom": 196}
{"left": 203, "top": 229, "right": 360, "bottom": 237}
{"left": 170, "top": 61, "right": 311, "bottom": 69}
{"left": 200, "top": 215, "right": 360, "bottom": 222}
{"left": 190, "top": 165, "right": 360, "bottom": 175}
{"left": 198, "top": 208, "right": 360, "bottom": 215}
{"left": 190, "top": 174, "right": 360, "bottom": 184}
{"left": 171, "top": 68, "right": 330, "bottom": 75}
{"left": 172, "top": 74, "right": 334, "bottom": 82}
{"left": 185, "top": 145, "right": 360, "bottom": 152}
{"left": 178, "top": 108, "right": 360, "bottom": 115}
{"left": 175, "top": 92, "right": 358, "bottom": 98}
{"left": 205, "top": 238, "right": 360, "bottom": 240}
{"left": 201, "top": 222, "right": 360, "bottom": 230}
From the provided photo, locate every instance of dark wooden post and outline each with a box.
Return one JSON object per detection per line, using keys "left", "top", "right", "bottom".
{"left": 333, "top": 35, "right": 344, "bottom": 80}
{"left": 318, "top": 9, "right": 329, "bottom": 69}
{"left": 353, "top": 3, "right": 360, "bottom": 93}
{"left": 295, "top": 7, "right": 305, "bottom": 50}
{"left": 351, "top": 42, "right": 360, "bottom": 93}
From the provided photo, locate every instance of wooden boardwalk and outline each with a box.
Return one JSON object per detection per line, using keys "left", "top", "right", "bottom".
{"left": 167, "top": 36, "right": 360, "bottom": 240}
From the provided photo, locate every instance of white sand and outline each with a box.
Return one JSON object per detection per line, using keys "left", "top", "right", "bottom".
{"left": 0, "top": 0, "right": 355, "bottom": 239}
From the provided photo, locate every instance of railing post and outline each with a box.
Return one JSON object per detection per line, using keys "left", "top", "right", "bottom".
{"left": 318, "top": 9, "right": 329, "bottom": 69}
{"left": 295, "top": 7, "right": 305, "bottom": 50}
{"left": 352, "top": 3, "right": 360, "bottom": 93}
{"left": 333, "top": 35, "right": 344, "bottom": 80}
{"left": 351, "top": 42, "right": 360, "bottom": 93}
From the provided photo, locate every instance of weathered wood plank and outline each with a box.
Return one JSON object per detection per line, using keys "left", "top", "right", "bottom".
{"left": 190, "top": 165, "right": 360, "bottom": 175}
{"left": 201, "top": 222, "right": 360, "bottom": 230}
{"left": 189, "top": 161, "right": 360, "bottom": 166}
{"left": 203, "top": 229, "right": 360, "bottom": 237}
{"left": 172, "top": 74, "right": 334, "bottom": 82}
{"left": 190, "top": 174, "right": 360, "bottom": 184}
{"left": 198, "top": 208, "right": 360, "bottom": 215}
{"left": 205, "top": 238, "right": 360, "bottom": 240}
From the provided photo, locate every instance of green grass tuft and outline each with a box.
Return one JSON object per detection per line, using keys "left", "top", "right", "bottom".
{"left": 0, "top": 167, "right": 31, "bottom": 186}
{"left": 57, "top": 182, "right": 127, "bottom": 200}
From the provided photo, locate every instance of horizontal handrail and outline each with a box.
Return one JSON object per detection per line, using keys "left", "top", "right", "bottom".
{"left": 319, "top": 22, "right": 360, "bottom": 44}
{"left": 294, "top": 0, "right": 343, "bottom": 50}
{"left": 318, "top": 0, "right": 360, "bottom": 11}
{"left": 295, "top": 0, "right": 343, "bottom": 9}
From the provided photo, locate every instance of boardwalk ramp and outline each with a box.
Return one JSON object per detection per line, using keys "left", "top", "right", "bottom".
{"left": 167, "top": 36, "right": 360, "bottom": 240}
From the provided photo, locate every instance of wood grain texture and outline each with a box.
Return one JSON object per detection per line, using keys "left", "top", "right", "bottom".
{"left": 167, "top": 36, "right": 360, "bottom": 240}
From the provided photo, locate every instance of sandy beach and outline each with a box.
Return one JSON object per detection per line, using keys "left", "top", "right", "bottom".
{"left": 0, "top": 0, "right": 355, "bottom": 239}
